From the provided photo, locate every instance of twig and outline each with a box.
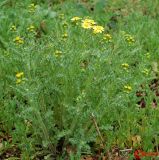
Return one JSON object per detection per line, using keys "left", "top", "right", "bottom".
{"left": 120, "top": 148, "right": 132, "bottom": 152}
{"left": 91, "top": 113, "right": 105, "bottom": 147}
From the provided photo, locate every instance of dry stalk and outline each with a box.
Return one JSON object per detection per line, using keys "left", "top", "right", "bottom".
{"left": 91, "top": 113, "right": 105, "bottom": 147}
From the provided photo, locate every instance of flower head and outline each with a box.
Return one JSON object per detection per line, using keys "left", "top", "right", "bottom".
{"left": 10, "top": 25, "right": 16, "bottom": 31}
{"left": 54, "top": 50, "right": 62, "bottom": 58}
{"left": 124, "top": 85, "right": 132, "bottom": 93}
{"left": 16, "top": 72, "right": 24, "bottom": 78}
{"left": 28, "top": 3, "right": 37, "bottom": 13}
{"left": 16, "top": 72, "right": 24, "bottom": 84}
{"left": 71, "top": 16, "right": 81, "bottom": 25}
{"left": 81, "top": 18, "right": 96, "bottom": 29}
{"left": 13, "top": 36, "right": 24, "bottom": 44}
{"left": 62, "top": 33, "right": 68, "bottom": 39}
{"left": 92, "top": 25, "right": 104, "bottom": 34}
{"left": 103, "top": 33, "right": 112, "bottom": 42}
{"left": 121, "top": 63, "right": 129, "bottom": 70}
{"left": 27, "top": 25, "right": 35, "bottom": 32}
{"left": 71, "top": 16, "right": 81, "bottom": 22}
{"left": 16, "top": 79, "right": 22, "bottom": 84}
{"left": 124, "top": 34, "right": 135, "bottom": 44}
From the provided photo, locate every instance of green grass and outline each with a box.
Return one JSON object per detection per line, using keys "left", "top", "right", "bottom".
{"left": 0, "top": 0, "right": 159, "bottom": 159}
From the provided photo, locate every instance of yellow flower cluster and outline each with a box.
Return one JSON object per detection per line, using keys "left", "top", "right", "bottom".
{"left": 10, "top": 25, "right": 16, "bottom": 31}
{"left": 70, "top": 17, "right": 105, "bottom": 35}
{"left": 71, "top": 16, "right": 81, "bottom": 21}
{"left": 28, "top": 3, "right": 37, "bottom": 13}
{"left": 54, "top": 50, "right": 62, "bottom": 58}
{"left": 121, "top": 63, "right": 129, "bottom": 70}
{"left": 27, "top": 25, "right": 35, "bottom": 32}
{"left": 124, "top": 85, "right": 132, "bottom": 93}
{"left": 103, "top": 33, "right": 112, "bottom": 42}
{"left": 16, "top": 72, "right": 24, "bottom": 84}
{"left": 71, "top": 16, "right": 81, "bottom": 25}
{"left": 121, "top": 31, "right": 135, "bottom": 44}
{"left": 81, "top": 18, "right": 104, "bottom": 34}
{"left": 81, "top": 18, "right": 96, "bottom": 29}
{"left": 92, "top": 25, "right": 104, "bottom": 34}
{"left": 124, "top": 34, "right": 135, "bottom": 44}
{"left": 13, "top": 36, "right": 24, "bottom": 45}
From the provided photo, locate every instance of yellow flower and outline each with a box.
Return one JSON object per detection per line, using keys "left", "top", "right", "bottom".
{"left": 15, "top": 37, "right": 20, "bottom": 41}
{"left": 27, "top": 25, "right": 35, "bottom": 32}
{"left": 124, "top": 85, "right": 132, "bottom": 93}
{"left": 142, "top": 69, "right": 149, "bottom": 75}
{"left": 16, "top": 79, "right": 22, "bottom": 84}
{"left": 103, "top": 34, "right": 112, "bottom": 42}
{"left": 71, "top": 16, "right": 81, "bottom": 25}
{"left": 92, "top": 25, "right": 104, "bottom": 34}
{"left": 81, "top": 18, "right": 96, "bottom": 29}
{"left": 15, "top": 72, "right": 26, "bottom": 84}
{"left": 28, "top": 3, "right": 37, "bottom": 13}
{"left": 124, "top": 34, "right": 135, "bottom": 44}
{"left": 121, "top": 63, "right": 129, "bottom": 70}
{"left": 16, "top": 72, "right": 24, "bottom": 78}
{"left": 13, "top": 36, "right": 24, "bottom": 44}
{"left": 71, "top": 16, "right": 81, "bottom": 22}
{"left": 10, "top": 25, "right": 16, "bottom": 31}
{"left": 85, "top": 19, "right": 96, "bottom": 25}
{"left": 81, "top": 21, "right": 92, "bottom": 29}
{"left": 54, "top": 50, "right": 62, "bottom": 58}
{"left": 62, "top": 33, "right": 68, "bottom": 39}
{"left": 15, "top": 72, "right": 25, "bottom": 84}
